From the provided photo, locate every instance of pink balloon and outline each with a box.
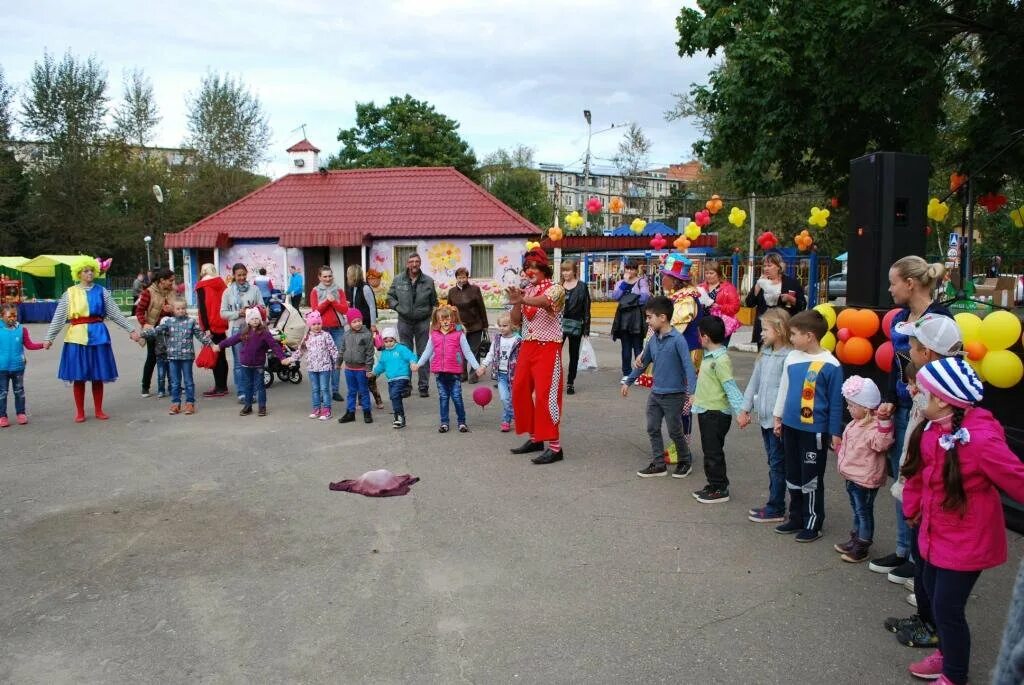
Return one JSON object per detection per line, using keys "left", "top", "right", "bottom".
{"left": 837, "top": 327, "right": 852, "bottom": 342}
{"left": 881, "top": 308, "right": 901, "bottom": 339}
{"left": 695, "top": 209, "right": 711, "bottom": 227}
{"left": 875, "top": 340, "right": 894, "bottom": 372}
{"left": 472, "top": 386, "right": 493, "bottom": 409}
{"left": 650, "top": 233, "right": 667, "bottom": 250}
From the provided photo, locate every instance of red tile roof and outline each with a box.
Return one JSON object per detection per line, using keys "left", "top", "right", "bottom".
{"left": 653, "top": 161, "right": 703, "bottom": 183}
{"left": 164, "top": 167, "right": 541, "bottom": 249}
{"left": 285, "top": 138, "right": 321, "bottom": 153}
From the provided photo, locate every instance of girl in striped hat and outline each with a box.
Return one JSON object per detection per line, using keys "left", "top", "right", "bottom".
{"left": 900, "top": 357, "right": 1024, "bottom": 684}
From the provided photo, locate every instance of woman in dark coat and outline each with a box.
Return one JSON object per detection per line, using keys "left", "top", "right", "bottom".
{"left": 744, "top": 253, "right": 805, "bottom": 349}
{"left": 560, "top": 259, "right": 590, "bottom": 395}
{"left": 447, "top": 267, "right": 489, "bottom": 382}
{"left": 611, "top": 259, "right": 650, "bottom": 380}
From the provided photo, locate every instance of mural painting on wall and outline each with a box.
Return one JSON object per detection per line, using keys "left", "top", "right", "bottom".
{"left": 369, "top": 239, "right": 525, "bottom": 309}
{"left": 220, "top": 243, "right": 303, "bottom": 291}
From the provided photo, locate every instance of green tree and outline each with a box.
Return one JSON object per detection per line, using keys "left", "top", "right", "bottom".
{"left": 0, "top": 64, "right": 14, "bottom": 140}
{"left": 478, "top": 145, "right": 552, "bottom": 228}
{"left": 0, "top": 65, "right": 28, "bottom": 254}
{"left": 186, "top": 72, "right": 271, "bottom": 170}
{"left": 112, "top": 68, "right": 161, "bottom": 148}
{"left": 612, "top": 123, "right": 653, "bottom": 222}
{"left": 330, "top": 95, "right": 478, "bottom": 180}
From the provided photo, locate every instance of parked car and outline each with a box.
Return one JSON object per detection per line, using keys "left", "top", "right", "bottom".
{"left": 827, "top": 272, "right": 847, "bottom": 299}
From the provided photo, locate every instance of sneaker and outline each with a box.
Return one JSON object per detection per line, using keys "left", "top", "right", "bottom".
{"left": 157, "top": 392, "right": 168, "bottom": 399}
{"left": 140, "top": 391, "right": 152, "bottom": 398}
{"left": 904, "top": 577, "right": 915, "bottom": 592}
{"left": 337, "top": 412, "right": 355, "bottom": 424}
{"left": 906, "top": 592, "right": 917, "bottom": 608}
{"left": 888, "top": 560, "right": 916, "bottom": 584}
{"left": 637, "top": 464, "right": 668, "bottom": 478}
{"left": 672, "top": 463, "right": 692, "bottom": 479}
{"left": 239, "top": 405, "right": 253, "bottom": 416}
{"left": 16, "top": 414, "right": 27, "bottom": 425}
{"left": 364, "top": 411, "right": 373, "bottom": 424}
{"left": 438, "top": 424, "right": 449, "bottom": 433}
{"left": 395, "top": 415, "right": 406, "bottom": 429}
{"left": 392, "top": 414, "right": 402, "bottom": 427}
{"left": 319, "top": 411, "right": 332, "bottom": 421}
{"left": 869, "top": 552, "right": 907, "bottom": 574}
{"left": 775, "top": 518, "right": 803, "bottom": 535}
{"left": 309, "top": 410, "right": 321, "bottom": 419}
{"left": 907, "top": 650, "right": 943, "bottom": 679}
{"left": 237, "top": 395, "right": 246, "bottom": 404}
{"left": 419, "top": 389, "right": 430, "bottom": 398}
{"left": 749, "top": 507, "right": 786, "bottom": 523}
{"left": 566, "top": 384, "right": 575, "bottom": 395}
{"left": 500, "top": 421, "right": 511, "bottom": 432}
{"left": 168, "top": 404, "right": 181, "bottom": 415}
{"left": 183, "top": 403, "right": 195, "bottom": 415}
{"left": 458, "top": 424, "right": 469, "bottom": 433}
{"left": 257, "top": 406, "right": 267, "bottom": 417}
{"left": 620, "top": 375, "right": 629, "bottom": 384}
{"left": 885, "top": 613, "right": 926, "bottom": 634}
{"left": 795, "top": 529, "right": 823, "bottom": 543}
{"left": 897, "top": 621, "right": 940, "bottom": 648}
{"left": 695, "top": 487, "right": 730, "bottom": 504}
{"left": 0, "top": 416, "right": 8, "bottom": 428}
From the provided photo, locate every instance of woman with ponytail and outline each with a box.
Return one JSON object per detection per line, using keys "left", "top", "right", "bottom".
{"left": 898, "top": 357, "right": 1024, "bottom": 684}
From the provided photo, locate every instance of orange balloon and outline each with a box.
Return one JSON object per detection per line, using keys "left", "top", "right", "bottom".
{"left": 849, "top": 309, "right": 880, "bottom": 338}
{"left": 836, "top": 308, "right": 858, "bottom": 332}
{"left": 547, "top": 226, "right": 563, "bottom": 241}
{"left": 965, "top": 340, "right": 987, "bottom": 362}
{"left": 839, "top": 336, "right": 874, "bottom": 365}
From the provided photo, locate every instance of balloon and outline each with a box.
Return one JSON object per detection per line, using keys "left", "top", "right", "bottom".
{"left": 673, "top": 236, "right": 691, "bottom": 250}
{"left": 881, "top": 308, "right": 901, "bottom": 339}
{"left": 949, "top": 172, "right": 967, "bottom": 192}
{"left": 836, "top": 308, "right": 858, "bottom": 333}
{"left": 525, "top": 241, "right": 540, "bottom": 250}
{"left": 685, "top": 222, "right": 702, "bottom": 240}
{"left": 981, "top": 350, "right": 1024, "bottom": 389}
{"left": 630, "top": 218, "right": 647, "bottom": 234}
{"left": 837, "top": 327, "right": 852, "bottom": 343}
{"left": 728, "top": 206, "right": 747, "bottom": 227}
{"left": 650, "top": 233, "right": 667, "bottom": 250}
{"left": 586, "top": 197, "right": 603, "bottom": 214}
{"left": 954, "top": 313, "right": 983, "bottom": 344}
{"left": 1012, "top": 206, "right": 1024, "bottom": 229}
{"left": 814, "top": 304, "right": 837, "bottom": 330}
{"left": 472, "top": 386, "right": 493, "bottom": 408}
{"left": 821, "top": 331, "right": 836, "bottom": 351}
{"left": 706, "top": 195, "right": 724, "bottom": 215}
{"left": 694, "top": 209, "right": 711, "bottom": 227}
{"left": 875, "top": 341, "right": 894, "bottom": 372}
{"left": 849, "top": 309, "right": 879, "bottom": 338}
{"left": 564, "top": 211, "right": 584, "bottom": 230}
{"left": 927, "top": 198, "right": 950, "bottom": 222}
{"left": 968, "top": 358, "right": 986, "bottom": 383}
{"left": 609, "top": 197, "right": 624, "bottom": 214}
{"left": 839, "top": 336, "right": 873, "bottom": 366}
{"left": 808, "top": 206, "right": 830, "bottom": 228}
{"left": 979, "top": 310, "right": 1022, "bottom": 351}
{"left": 964, "top": 340, "right": 987, "bottom": 362}
{"left": 547, "top": 226, "right": 563, "bottom": 241}
{"left": 757, "top": 231, "right": 778, "bottom": 250}
{"left": 977, "top": 193, "right": 1008, "bottom": 213}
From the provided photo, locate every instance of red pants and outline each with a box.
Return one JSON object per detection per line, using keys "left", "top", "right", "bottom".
{"left": 512, "top": 340, "right": 563, "bottom": 442}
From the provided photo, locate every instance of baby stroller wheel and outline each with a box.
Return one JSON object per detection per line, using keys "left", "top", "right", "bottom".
{"left": 276, "top": 369, "right": 291, "bottom": 382}
{"left": 288, "top": 368, "right": 302, "bottom": 384}
{"left": 263, "top": 369, "right": 275, "bottom": 388}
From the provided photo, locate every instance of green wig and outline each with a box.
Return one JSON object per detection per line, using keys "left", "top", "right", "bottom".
{"left": 70, "top": 255, "right": 102, "bottom": 282}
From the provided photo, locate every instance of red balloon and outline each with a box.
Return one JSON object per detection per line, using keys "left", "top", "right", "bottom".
{"left": 875, "top": 341, "right": 894, "bottom": 372}
{"left": 650, "top": 233, "right": 667, "bottom": 250}
{"left": 837, "top": 327, "right": 852, "bottom": 342}
{"left": 472, "top": 386, "right": 492, "bottom": 409}
{"left": 881, "top": 308, "right": 901, "bottom": 339}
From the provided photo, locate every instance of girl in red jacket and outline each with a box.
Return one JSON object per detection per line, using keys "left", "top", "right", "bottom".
{"left": 411, "top": 305, "right": 481, "bottom": 433}
{"left": 900, "top": 357, "right": 1024, "bottom": 684}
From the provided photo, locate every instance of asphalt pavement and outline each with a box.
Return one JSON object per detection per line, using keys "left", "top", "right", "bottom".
{"left": 1, "top": 325, "right": 1020, "bottom": 684}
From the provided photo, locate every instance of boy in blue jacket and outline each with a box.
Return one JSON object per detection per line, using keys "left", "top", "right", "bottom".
{"left": 772, "top": 310, "right": 844, "bottom": 542}
{"left": 369, "top": 326, "right": 417, "bottom": 428}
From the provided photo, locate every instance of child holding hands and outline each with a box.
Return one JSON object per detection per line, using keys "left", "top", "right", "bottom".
{"left": 214, "top": 307, "right": 287, "bottom": 416}
{"left": 140, "top": 298, "right": 211, "bottom": 415}
{"left": 369, "top": 327, "right": 417, "bottom": 428}
{"left": 0, "top": 303, "right": 44, "bottom": 426}
{"left": 412, "top": 304, "right": 481, "bottom": 433}
{"left": 336, "top": 310, "right": 375, "bottom": 424}
{"left": 284, "top": 310, "right": 338, "bottom": 420}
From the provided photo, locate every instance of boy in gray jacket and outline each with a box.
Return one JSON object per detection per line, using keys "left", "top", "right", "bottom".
{"left": 336, "top": 310, "right": 376, "bottom": 424}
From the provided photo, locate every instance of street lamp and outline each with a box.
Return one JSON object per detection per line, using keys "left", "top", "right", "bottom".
{"left": 144, "top": 235, "right": 152, "bottom": 272}
{"left": 152, "top": 185, "right": 164, "bottom": 269}
{"left": 581, "top": 111, "right": 629, "bottom": 234}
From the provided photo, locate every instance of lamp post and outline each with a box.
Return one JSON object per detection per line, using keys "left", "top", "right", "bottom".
{"left": 581, "top": 110, "right": 628, "bottom": 235}
{"left": 144, "top": 235, "right": 152, "bottom": 272}
{"left": 152, "top": 185, "right": 164, "bottom": 268}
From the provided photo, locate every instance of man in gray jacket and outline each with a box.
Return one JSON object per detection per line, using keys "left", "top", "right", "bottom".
{"left": 387, "top": 253, "right": 438, "bottom": 397}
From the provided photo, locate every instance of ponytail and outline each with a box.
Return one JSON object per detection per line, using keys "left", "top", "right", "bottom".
{"left": 901, "top": 420, "right": 928, "bottom": 479}
{"left": 941, "top": 407, "right": 968, "bottom": 515}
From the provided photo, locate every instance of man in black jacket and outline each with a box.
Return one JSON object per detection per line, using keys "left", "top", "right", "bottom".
{"left": 386, "top": 253, "right": 438, "bottom": 397}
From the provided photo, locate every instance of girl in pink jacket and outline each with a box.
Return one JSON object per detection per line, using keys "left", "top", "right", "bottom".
{"left": 900, "top": 357, "right": 1024, "bottom": 684}
{"left": 412, "top": 305, "right": 481, "bottom": 434}
{"left": 834, "top": 376, "right": 894, "bottom": 563}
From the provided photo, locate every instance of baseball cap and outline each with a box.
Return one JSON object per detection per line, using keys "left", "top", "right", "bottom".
{"left": 894, "top": 313, "right": 962, "bottom": 356}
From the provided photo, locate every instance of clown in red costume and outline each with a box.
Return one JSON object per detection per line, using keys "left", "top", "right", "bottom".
{"left": 507, "top": 248, "right": 567, "bottom": 464}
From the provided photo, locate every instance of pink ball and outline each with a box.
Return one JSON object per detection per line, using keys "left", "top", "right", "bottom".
{"left": 472, "top": 386, "right": 493, "bottom": 409}
{"left": 837, "top": 327, "right": 852, "bottom": 343}
{"left": 882, "top": 307, "right": 901, "bottom": 339}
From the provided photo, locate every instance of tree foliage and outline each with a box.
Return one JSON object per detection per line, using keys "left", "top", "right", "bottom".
{"left": 186, "top": 72, "right": 271, "bottom": 170}
{"left": 21, "top": 50, "right": 108, "bottom": 148}
{"left": 0, "top": 64, "right": 14, "bottom": 141}
{"left": 479, "top": 146, "right": 552, "bottom": 228}
{"left": 112, "top": 68, "right": 161, "bottom": 148}
{"left": 330, "top": 95, "right": 478, "bottom": 180}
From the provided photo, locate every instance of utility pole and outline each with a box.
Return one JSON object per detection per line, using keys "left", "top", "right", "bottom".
{"left": 747, "top": 193, "right": 757, "bottom": 292}
{"left": 583, "top": 110, "right": 592, "bottom": 236}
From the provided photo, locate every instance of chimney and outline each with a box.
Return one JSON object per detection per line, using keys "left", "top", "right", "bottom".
{"left": 285, "top": 139, "right": 321, "bottom": 174}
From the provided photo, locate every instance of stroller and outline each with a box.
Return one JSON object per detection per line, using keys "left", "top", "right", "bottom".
{"left": 267, "top": 290, "right": 286, "bottom": 325}
{"left": 263, "top": 301, "right": 307, "bottom": 388}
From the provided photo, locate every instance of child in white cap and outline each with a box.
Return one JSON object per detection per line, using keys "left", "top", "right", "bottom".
{"left": 369, "top": 327, "right": 417, "bottom": 428}
{"left": 834, "top": 375, "right": 894, "bottom": 563}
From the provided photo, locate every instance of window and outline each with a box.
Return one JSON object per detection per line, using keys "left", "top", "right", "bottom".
{"left": 394, "top": 245, "right": 418, "bottom": 272}
{"left": 470, "top": 244, "right": 494, "bottom": 278}
{"left": 548, "top": 174, "right": 555, "bottom": 186}
{"left": 565, "top": 194, "right": 574, "bottom": 208}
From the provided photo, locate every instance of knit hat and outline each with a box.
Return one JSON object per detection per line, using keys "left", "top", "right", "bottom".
{"left": 916, "top": 357, "right": 984, "bottom": 408}
{"left": 305, "top": 310, "right": 322, "bottom": 326}
{"left": 244, "top": 307, "right": 263, "bottom": 325}
{"left": 347, "top": 310, "right": 363, "bottom": 323}
{"left": 523, "top": 248, "right": 549, "bottom": 270}
{"left": 841, "top": 375, "right": 881, "bottom": 409}
{"left": 661, "top": 253, "right": 693, "bottom": 281}
{"left": 381, "top": 326, "right": 398, "bottom": 341}
{"left": 894, "top": 313, "right": 962, "bottom": 356}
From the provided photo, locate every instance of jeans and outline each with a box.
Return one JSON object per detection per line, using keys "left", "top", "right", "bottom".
{"left": 239, "top": 365, "right": 266, "bottom": 408}
{"left": 889, "top": 404, "right": 912, "bottom": 556}
{"left": 845, "top": 480, "right": 878, "bottom": 541}
{"left": 0, "top": 370, "right": 26, "bottom": 416}
{"left": 156, "top": 356, "right": 170, "bottom": 394}
{"left": 463, "top": 330, "right": 483, "bottom": 380}
{"left": 398, "top": 318, "right": 431, "bottom": 392}
{"left": 309, "top": 370, "right": 331, "bottom": 412}
{"left": 920, "top": 559, "right": 981, "bottom": 684}
{"left": 618, "top": 333, "right": 644, "bottom": 376}
{"left": 497, "top": 371, "right": 513, "bottom": 424}
{"left": 697, "top": 410, "right": 732, "bottom": 489}
{"left": 782, "top": 426, "right": 829, "bottom": 532}
{"left": 344, "top": 368, "right": 371, "bottom": 412}
{"left": 327, "top": 327, "right": 344, "bottom": 395}
{"left": 167, "top": 359, "right": 195, "bottom": 404}
{"left": 388, "top": 378, "right": 410, "bottom": 416}
{"left": 230, "top": 330, "right": 245, "bottom": 397}
{"left": 435, "top": 372, "right": 466, "bottom": 425}
{"left": 761, "top": 427, "right": 786, "bottom": 515}
{"left": 647, "top": 392, "right": 691, "bottom": 467}
{"left": 562, "top": 332, "right": 582, "bottom": 385}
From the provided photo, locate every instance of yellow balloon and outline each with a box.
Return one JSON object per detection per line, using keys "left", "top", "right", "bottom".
{"left": 821, "top": 331, "right": 836, "bottom": 351}
{"left": 954, "top": 313, "right": 983, "bottom": 344}
{"left": 979, "top": 310, "right": 1022, "bottom": 351}
{"left": 630, "top": 218, "right": 647, "bottom": 234}
{"left": 968, "top": 358, "right": 986, "bottom": 383}
{"left": 814, "top": 303, "right": 837, "bottom": 330}
{"left": 981, "top": 349, "right": 1024, "bottom": 388}
{"left": 685, "top": 222, "right": 701, "bottom": 240}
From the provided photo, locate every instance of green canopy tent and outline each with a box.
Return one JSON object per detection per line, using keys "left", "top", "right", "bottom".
{"left": 0, "top": 256, "right": 37, "bottom": 299}
{"left": 18, "top": 255, "right": 105, "bottom": 299}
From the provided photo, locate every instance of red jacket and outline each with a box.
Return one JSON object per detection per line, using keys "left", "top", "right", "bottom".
{"left": 700, "top": 280, "right": 741, "bottom": 317}
{"left": 194, "top": 276, "right": 228, "bottom": 334}
{"left": 309, "top": 288, "right": 349, "bottom": 329}
{"left": 903, "top": 408, "right": 1024, "bottom": 572}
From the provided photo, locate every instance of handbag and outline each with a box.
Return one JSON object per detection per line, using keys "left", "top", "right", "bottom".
{"left": 561, "top": 317, "right": 583, "bottom": 336}
{"left": 195, "top": 344, "right": 218, "bottom": 369}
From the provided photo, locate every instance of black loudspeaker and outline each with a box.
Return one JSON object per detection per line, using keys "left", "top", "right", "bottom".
{"left": 847, "top": 152, "right": 930, "bottom": 308}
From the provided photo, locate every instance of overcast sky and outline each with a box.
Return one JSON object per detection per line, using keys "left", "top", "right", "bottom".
{"left": 2, "top": 0, "right": 713, "bottom": 178}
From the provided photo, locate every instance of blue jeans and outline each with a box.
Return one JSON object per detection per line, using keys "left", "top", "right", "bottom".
{"left": 889, "top": 404, "right": 912, "bottom": 556}
{"left": 230, "top": 335, "right": 244, "bottom": 397}
{"left": 0, "top": 370, "right": 26, "bottom": 417}
{"left": 240, "top": 365, "right": 266, "bottom": 408}
{"left": 388, "top": 378, "right": 410, "bottom": 416}
{"left": 309, "top": 370, "right": 331, "bottom": 412}
{"left": 497, "top": 371, "right": 513, "bottom": 423}
{"left": 327, "top": 328, "right": 344, "bottom": 394}
{"left": 435, "top": 372, "right": 466, "bottom": 426}
{"left": 845, "top": 480, "right": 878, "bottom": 541}
{"left": 156, "top": 356, "right": 170, "bottom": 394}
{"left": 167, "top": 359, "right": 195, "bottom": 404}
{"left": 761, "top": 427, "right": 786, "bottom": 515}
{"left": 344, "top": 368, "right": 371, "bottom": 412}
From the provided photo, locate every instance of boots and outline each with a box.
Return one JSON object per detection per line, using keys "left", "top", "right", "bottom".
{"left": 92, "top": 382, "right": 108, "bottom": 420}
{"left": 363, "top": 410, "right": 373, "bottom": 424}
{"left": 337, "top": 411, "right": 356, "bottom": 424}
{"left": 833, "top": 529, "right": 858, "bottom": 554}
{"left": 73, "top": 381, "right": 86, "bottom": 422}
{"left": 841, "top": 538, "right": 872, "bottom": 563}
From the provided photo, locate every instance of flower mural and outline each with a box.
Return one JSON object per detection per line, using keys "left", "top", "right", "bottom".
{"left": 427, "top": 242, "right": 461, "bottom": 274}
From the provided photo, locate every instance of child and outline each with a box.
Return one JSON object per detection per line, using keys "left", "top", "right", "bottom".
{"left": 154, "top": 326, "right": 171, "bottom": 399}
{"left": 336, "top": 310, "right": 375, "bottom": 424}
{"left": 899, "top": 357, "right": 1024, "bottom": 684}
{"left": 772, "top": 310, "right": 844, "bottom": 542}
{"left": 284, "top": 310, "right": 338, "bottom": 420}
{"left": 369, "top": 327, "right": 417, "bottom": 428}
{"left": 738, "top": 309, "right": 792, "bottom": 522}
{"left": 0, "top": 303, "right": 44, "bottom": 426}
{"left": 476, "top": 312, "right": 522, "bottom": 432}
{"left": 140, "top": 298, "right": 211, "bottom": 415}
{"left": 834, "top": 376, "right": 894, "bottom": 562}
{"left": 690, "top": 315, "right": 745, "bottom": 503}
{"left": 214, "top": 307, "right": 286, "bottom": 416}
{"left": 412, "top": 304, "right": 481, "bottom": 433}
{"left": 621, "top": 296, "right": 698, "bottom": 478}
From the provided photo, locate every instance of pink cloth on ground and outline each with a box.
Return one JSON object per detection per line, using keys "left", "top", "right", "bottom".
{"left": 329, "top": 469, "right": 420, "bottom": 497}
